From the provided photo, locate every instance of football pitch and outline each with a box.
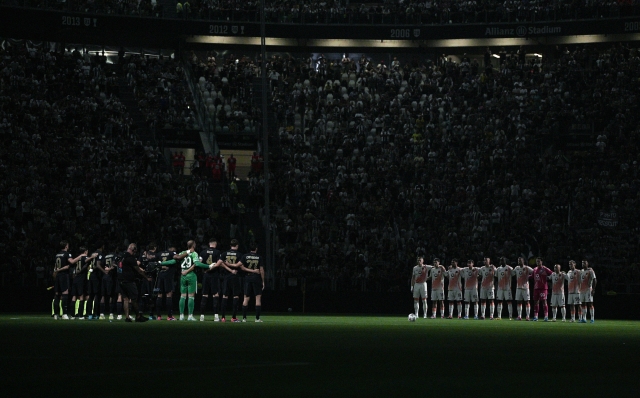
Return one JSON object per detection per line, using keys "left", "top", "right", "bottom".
{"left": 1, "top": 314, "right": 639, "bottom": 397}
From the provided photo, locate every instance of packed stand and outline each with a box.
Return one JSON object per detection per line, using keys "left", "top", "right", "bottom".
{"left": 0, "top": 42, "right": 219, "bottom": 285}
{"left": 176, "top": 0, "right": 638, "bottom": 23}
{"left": 238, "top": 45, "right": 640, "bottom": 292}
{"left": 6, "top": 0, "right": 164, "bottom": 17}
{"left": 6, "top": 0, "right": 636, "bottom": 24}
{"left": 124, "top": 54, "right": 201, "bottom": 131}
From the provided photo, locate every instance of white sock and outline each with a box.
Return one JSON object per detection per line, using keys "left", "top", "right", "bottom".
{"left": 561, "top": 307, "right": 566, "bottom": 320}
{"left": 497, "top": 304, "right": 503, "bottom": 318}
{"left": 414, "top": 301, "right": 419, "bottom": 316}
{"left": 590, "top": 306, "right": 594, "bottom": 320}
{"left": 526, "top": 304, "right": 530, "bottom": 318}
{"left": 449, "top": 304, "right": 454, "bottom": 316}
{"left": 552, "top": 307, "right": 557, "bottom": 319}
{"left": 481, "top": 304, "right": 486, "bottom": 317}
{"left": 490, "top": 303, "right": 495, "bottom": 318}
{"left": 474, "top": 303, "right": 479, "bottom": 317}
{"left": 457, "top": 303, "right": 462, "bottom": 317}
{"left": 465, "top": 304, "right": 470, "bottom": 317}
{"left": 508, "top": 304, "right": 513, "bottom": 318}
{"left": 422, "top": 299, "right": 427, "bottom": 317}
{"left": 517, "top": 304, "right": 522, "bottom": 317}
{"left": 440, "top": 304, "right": 445, "bottom": 317}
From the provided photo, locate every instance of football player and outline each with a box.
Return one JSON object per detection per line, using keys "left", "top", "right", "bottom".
{"left": 429, "top": 258, "right": 446, "bottom": 319}
{"left": 478, "top": 257, "right": 496, "bottom": 320}
{"left": 445, "top": 259, "right": 463, "bottom": 319}
{"left": 578, "top": 261, "right": 597, "bottom": 323}
{"left": 410, "top": 256, "right": 430, "bottom": 318}
{"left": 513, "top": 257, "right": 533, "bottom": 320}
{"left": 495, "top": 257, "right": 514, "bottom": 320}
{"left": 460, "top": 260, "right": 480, "bottom": 319}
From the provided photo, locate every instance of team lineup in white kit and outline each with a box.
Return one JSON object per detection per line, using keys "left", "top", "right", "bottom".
{"left": 409, "top": 256, "right": 597, "bottom": 323}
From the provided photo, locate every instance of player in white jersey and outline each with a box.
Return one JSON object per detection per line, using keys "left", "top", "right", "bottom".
{"left": 460, "top": 260, "right": 480, "bottom": 319}
{"left": 549, "top": 264, "right": 567, "bottom": 322}
{"left": 578, "top": 260, "right": 597, "bottom": 323}
{"left": 513, "top": 257, "right": 533, "bottom": 320}
{"left": 446, "top": 259, "right": 463, "bottom": 319}
{"left": 478, "top": 257, "right": 497, "bottom": 320}
{"left": 410, "top": 257, "right": 431, "bottom": 318}
{"left": 429, "top": 258, "right": 447, "bottom": 318}
{"left": 495, "top": 257, "right": 514, "bottom": 320}
{"left": 566, "top": 260, "right": 582, "bottom": 322}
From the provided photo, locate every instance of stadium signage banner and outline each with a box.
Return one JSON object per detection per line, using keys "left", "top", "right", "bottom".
{"left": 597, "top": 211, "right": 618, "bottom": 228}
{"left": 4, "top": 6, "right": 640, "bottom": 44}
{"left": 484, "top": 25, "right": 562, "bottom": 37}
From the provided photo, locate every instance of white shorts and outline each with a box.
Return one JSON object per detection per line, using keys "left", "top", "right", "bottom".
{"left": 550, "top": 294, "right": 565, "bottom": 307}
{"left": 448, "top": 290, "right": 463, "bottom": 301}
{"left": 480, "top": 288, "right": 495, "bottom": 300}
{"left": 496, "top": 289, "right": 512, "bottom": 301}
{"left": 579, "top": 291, "right": 593, "bottom": 303}
{"left": 413, "top": 283, "right": 427, "bottom": 299}
{"left": 431, "top": 290, "right": 445, "bottom": 301}
{"left": 464, "top": 289, "right": 478, "bottom": 303}
{"left": 568, "top": 293, "right": 581, "bottom": 305}
{"left": 515, "top": 288, "right": 530, "bottom": 301}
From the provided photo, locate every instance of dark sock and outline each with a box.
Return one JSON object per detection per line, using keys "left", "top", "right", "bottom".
{"left": 62, "top": 295, "right": 69, "bottom": 316}
{"left": 156, "top": 297, "right": 163, "bottom": 316}
{"left": 116, "top": 302, "right": 123, "bottom": 315}
{"left": 232, "top": 297, "right": 239, "bottom": 318}
{"left": 242, "top": 305, "right": 248, "bottom": 319}
{"left": 54, "top": 297, "right": 60, "bottom": 316}
{"left": 256, "top": 305, "right": 262, "bottom": 320}
{"left": 166, "top": 297, "right": 173, "bottom": 316}
{"left": 212, "top": 296, "right": 219, "bottom": 314}
{"left": 221, "top": 298, "right": 227, "bottom": 319}
{"left": 200, "top": 296, "right": 208, "bottom": 315}
{"left": 100, "top": 302, "right": 105, "bottom": 315}
{"left": 139, "top": 297, "right": 147, "bottom": 314}
{"left": 110, "top": 298, "right": 115, "bottom": 314}
{"left": 131, "top": 300, "right": 139, "bottom": 316}
{"left": 71, "top": 300, "right": 77, "bottom": 316}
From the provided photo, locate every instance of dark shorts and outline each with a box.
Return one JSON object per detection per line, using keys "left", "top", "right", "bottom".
{"left": 140, "top": 279, "right": 153, "bottom": 296}
{"left": 54, "top": 273, "right": 69, "bottom": 294}
{"left": 101, "top": 275, "right": 116, "bottom": 297}
{"left": 533, "top": 289, "right": 548, "bottom": 301}
{"left": 202, "top": 272, "right": 220, "bottom": 296}
{"left": 244, "top": 276, "right": 263, "bottom": 297}
{"left": 156, "top": 270, "right": 175, "bottom": 294}
{"left": 87, "top": 278, "right": 101, "bottom": 296}
{"left": 71, "top": 276, "right": 86, "bottom": 297}
{"left": 119, "top": 281, "right": 138, "bottom": 300}
{"left": 222, "top": 275, "right": 241, "bottom": 297}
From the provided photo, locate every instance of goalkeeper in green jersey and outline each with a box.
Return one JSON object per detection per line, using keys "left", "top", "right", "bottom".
{"left": 160, "top": 240, "right": 215, "bottom": 321}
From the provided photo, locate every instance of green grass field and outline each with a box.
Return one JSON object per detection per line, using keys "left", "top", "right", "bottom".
{"left": 1, "top": 314, "right": 639, "bottom": 397}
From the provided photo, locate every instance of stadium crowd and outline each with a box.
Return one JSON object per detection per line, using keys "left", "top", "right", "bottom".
{"left": 2, "top": 39, "right": 640, "bottom": 297}
{"left": 210, "top": 44, "right": 640, "bottom": 292}
{"left": 4, "top": 0, "right": 639, "bottom": 24}
{"left": 0, "top": 41, "right": 218, "bottom": 287}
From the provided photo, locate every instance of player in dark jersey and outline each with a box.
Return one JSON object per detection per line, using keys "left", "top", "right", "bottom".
{"left": 230, "top": 244, "right": 265, "bottom": 322}
{"left": 155, "top": 246, "right": 178, "bottom": 320}
{"left": 199, "top": 238, "right": 222, "bottom": 321}
{"left": 52, "top": 240, "right": 84, "bottom": 320}
{"left": 70, "top": 247, "right": 97, "bottom": 319}
{"left": 140, "top": 243, "right": 160, "bottom": 320}
{"left": 100, "top": 247, "right": 118, "bottom": 320}
{"left": 85, "top": 243, "right": 105, "bottom": 320}
{"left": 217, "top": 239, "right": 243, "bottom": 322}
{"left": 117, "top": 243, "right": 151, "bottom": 322}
